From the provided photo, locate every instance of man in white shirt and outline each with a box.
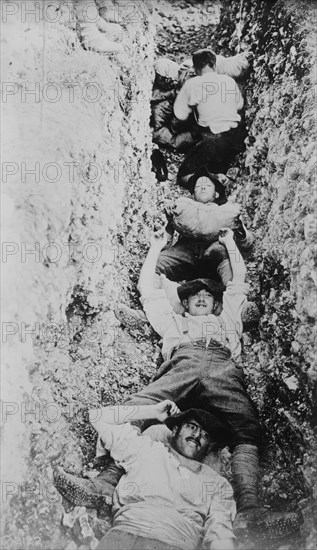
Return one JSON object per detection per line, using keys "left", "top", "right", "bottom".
{"left": 86, "top": 401, "right": 236, "bottom": 550}
{"left": 173, "top": 49, "right": 247, "bottom": 187}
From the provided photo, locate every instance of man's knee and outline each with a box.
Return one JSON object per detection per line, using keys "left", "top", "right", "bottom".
{"left": 203, "top": 242, "right": 228, "bottom": 263}
{"left": 230, "top": 416, "right": 262, "bottom": 449}
{"left": 156, "top": 247, "right": 193, "bottom": 280}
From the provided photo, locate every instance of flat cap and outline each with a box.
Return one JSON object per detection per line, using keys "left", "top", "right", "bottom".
{"left": 177, "top": 278, "right": 225, "bottom": 302}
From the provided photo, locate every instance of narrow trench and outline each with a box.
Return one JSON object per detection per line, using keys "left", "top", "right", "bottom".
{"left": 56, "top": 2, "right": 314, "bottom": 549}
{"left": 3, "top": 1, "right": 315, "bottom": 549}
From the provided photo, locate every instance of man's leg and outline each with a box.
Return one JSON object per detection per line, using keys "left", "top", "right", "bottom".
{"left": 122, "top": 352, "right": 200, "bottom": 431}
{"left": 196, "top": 348, "right": 302, "bottom": 538}
{"left": 177, "top": 135, "right": 232, "bottom": 188}
{"left": 176, "top": 124, "right": 246, "bottom": 188}
{"left": 201, "top": 242, "right": 232, "bottom": 285}
{"left": 155, "top": 239, "right": 199, "bottom": 281}
{"left": 54, "top": 353, "right": 200, "bottom": 508}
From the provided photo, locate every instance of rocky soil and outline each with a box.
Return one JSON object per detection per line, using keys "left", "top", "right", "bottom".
{"left": 1, "top": 1, "right": 316, "bottom": 549}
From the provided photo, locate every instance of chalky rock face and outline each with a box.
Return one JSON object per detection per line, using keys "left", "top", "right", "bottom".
{"left": 2, "top": 1, "right": 156, "bottom": 547}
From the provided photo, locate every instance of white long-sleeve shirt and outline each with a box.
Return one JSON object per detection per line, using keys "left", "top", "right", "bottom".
{"left": 93, "top": 421, "right": 236, "bottom": 550}
{"left": 141, "top": 281, "right": 249, "bottom": 361}
{"left": 174, "top": 71, "right": 243, "bottom": 134}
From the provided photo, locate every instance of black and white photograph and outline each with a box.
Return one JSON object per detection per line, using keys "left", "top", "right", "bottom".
{"left": 1, "top": 1, "right": 316, "bottom": 549}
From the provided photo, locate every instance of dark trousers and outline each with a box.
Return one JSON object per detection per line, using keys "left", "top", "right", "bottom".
{"left": 155, "top": 238, "right": 231, "bottom": 284}
{"left": 177, "top": 124, "right": 247, "bottom": 187}
{"left": 97, "top": 528, "right": 183, "bottom": 550}
{"left": 123, "top": 341, "right": 261, "bottom": 448}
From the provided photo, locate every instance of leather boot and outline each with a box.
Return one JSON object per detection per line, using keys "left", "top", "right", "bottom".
{"left": 241, "top": 301, "right": 261, "bottom": 331}
{"left": 232, "top": 444, "right": 303, "bottom": 540}
{"left": 114, "top": 303, "right": 147, "bottom": 329}
{"left": 53, "top": 461, "right": 124, "bottom": 510}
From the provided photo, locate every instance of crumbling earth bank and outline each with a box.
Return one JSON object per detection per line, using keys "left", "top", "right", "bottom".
{"left": 2, "top": 1, "right": 157, "bottom": 548}
{"left": 212, "top": 0, "right": 317, "bottom": 546}
{"left": 1, "top": 0, "right": 316, "bottom": 549}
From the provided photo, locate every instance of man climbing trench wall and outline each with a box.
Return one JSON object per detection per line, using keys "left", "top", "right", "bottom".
{"left": 1, "top": 0, "right": 316, "bottom": 549}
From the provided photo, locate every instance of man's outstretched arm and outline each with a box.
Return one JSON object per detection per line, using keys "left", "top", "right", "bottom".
{"left": 137, "top": 229, "right": 169, "bottom": 297}
{"left": 219, "top": 228, "right": 247, "bottom": 284}
{"left": 89, "top": 400, "right": 179, "bottom": 429}
{"left": 89, "top": 401, "right": 180, "bottom": 471}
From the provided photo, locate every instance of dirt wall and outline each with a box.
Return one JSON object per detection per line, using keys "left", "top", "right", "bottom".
{"left": 213, "top": 0, "right": 317, "bottom": 545}
{"left": 1, "top": 1, "right": 157, "bottom": 547}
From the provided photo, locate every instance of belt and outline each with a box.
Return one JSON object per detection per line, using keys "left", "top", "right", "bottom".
{"left": 170, "top": 339, "right": 231, "bottom": 358}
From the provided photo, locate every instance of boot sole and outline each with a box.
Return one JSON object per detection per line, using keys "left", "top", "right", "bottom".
{"left": 234, "top": 513, "right": 302, "bottom": 541}
{"left": 53, "top": 468, "right": 112, "bottom": 510}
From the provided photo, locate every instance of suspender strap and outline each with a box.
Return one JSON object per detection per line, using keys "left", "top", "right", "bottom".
{"left": 181, "top": 315, "right": 189, "bottom": 335}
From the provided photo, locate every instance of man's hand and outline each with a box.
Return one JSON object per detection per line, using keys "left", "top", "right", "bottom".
{"left": 218, "top": 227, "right": 235, "bottom": 247}
{"left": 155, "top": 400, "right": 180, "bottom": 422}
{"left": 150, "top": 227, "right": 170, "bottom": 250}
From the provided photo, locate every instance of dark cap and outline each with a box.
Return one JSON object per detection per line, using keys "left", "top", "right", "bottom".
{"left": 187, "top": 166, "right": 227, "bottom": 205}
{"left": 165, "top": 408, "right": 231, "bottom": 443}
{"left": 177, "top": 278, "right": 225, "bottom": 302}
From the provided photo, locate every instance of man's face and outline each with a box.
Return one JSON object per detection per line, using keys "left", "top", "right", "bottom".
{"left": 183, "top": 289, "right": 215, "bottom": 316}
{"left": 193, "top": 177, "right": 217, "bottom": 204}
{"left": 155, "top": 73, "right": 176, "bottom": 91}
{"left": 171, "top": 419, "right": 211, "bottom": 461}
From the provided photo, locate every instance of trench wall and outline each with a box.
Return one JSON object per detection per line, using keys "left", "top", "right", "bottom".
{"left": 1, "top": 1, "right": 156, "bottom": 547}
{"left": 213, "top": 0, "right": 316, "bottom": 543}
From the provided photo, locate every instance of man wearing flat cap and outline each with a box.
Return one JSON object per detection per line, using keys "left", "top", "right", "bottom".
{"left": 90, "top": 400, "right": 237, "bottom": 549}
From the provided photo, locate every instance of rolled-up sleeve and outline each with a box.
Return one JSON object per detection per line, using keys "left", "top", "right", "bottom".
{"left": 140, "top": 288, "right": 175, "bottom": 337}
{"left": 202, "top": 479, "right": 236, "bottom": 550}
{"left": 91, "top": 421, "right": 150, "bottom": 472}
{"left": 220, "top": 281, "right": 249, "bottom": 359}
{"left": 174, "top": 82, "right": 192, "bottom": 120}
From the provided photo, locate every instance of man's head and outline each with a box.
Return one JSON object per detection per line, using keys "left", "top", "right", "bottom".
{"left": 154, "top": 57, "right": 179, "bottom": 90}
{"left": 187, "top": 167, "right": 227, "bottom": 205}
{"left": 192, "top": 49, "right": 216, "bottom": 75}
{"left": 193, "top": 176, "right": 217, "bottom": 204}
{"left": 177, "top": 279, "right": 224, "bottom": 316}
{"left": 166, "top": 409, "right": 230, "bottom": 461}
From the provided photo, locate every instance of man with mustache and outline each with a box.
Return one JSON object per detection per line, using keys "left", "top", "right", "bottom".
{"left": 80, "top": 400, "right": 236, "bottom": 549}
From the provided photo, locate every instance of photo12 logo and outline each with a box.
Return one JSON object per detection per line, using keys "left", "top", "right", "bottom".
{"left": 1, "top": 1, "right": 144, "bottom": 25}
